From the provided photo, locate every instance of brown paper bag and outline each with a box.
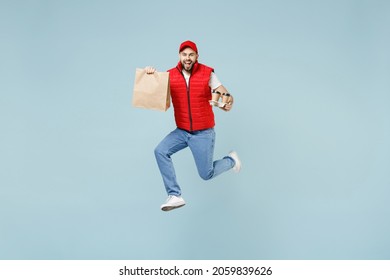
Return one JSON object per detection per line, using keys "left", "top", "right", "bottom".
{"left": 132, "top": 68, "right": 170, "bottom": 111}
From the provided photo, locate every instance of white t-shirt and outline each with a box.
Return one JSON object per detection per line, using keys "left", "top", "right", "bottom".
{"left": 182, "top": 71, "right": 222, "bottom": 90}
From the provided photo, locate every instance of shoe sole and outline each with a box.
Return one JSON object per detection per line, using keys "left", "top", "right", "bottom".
{"left": 229, "top": 151, "right": 241, "bottom": 173}
{"left": 161, "top": 203, "right": 186, "bottom": 211}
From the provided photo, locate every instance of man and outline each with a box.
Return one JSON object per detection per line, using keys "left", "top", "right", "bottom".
{"left": 145, "top": 40, "right": 241, "bottom": 211}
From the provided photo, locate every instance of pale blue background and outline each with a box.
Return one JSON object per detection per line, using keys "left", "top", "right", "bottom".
{"left": 1, "top": 0, "right": 389, "bottom": 260}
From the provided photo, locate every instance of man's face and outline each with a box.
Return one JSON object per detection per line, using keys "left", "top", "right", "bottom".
{"left": 179, "top": 47, "right": 198, "bottom": 72}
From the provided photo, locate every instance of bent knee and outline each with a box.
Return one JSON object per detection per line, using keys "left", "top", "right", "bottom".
{"left": 154, "top": 145, "right": 164, "bottom": 157}
{"left": 199, "top": 171, "right": 214, "bottom": 181}
{"left": 154, "top": 145, "right": 170, "bottom": 159}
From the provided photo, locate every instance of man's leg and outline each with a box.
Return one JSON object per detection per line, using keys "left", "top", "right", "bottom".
{"left": 154, "top": 128, "right": 188, "bottom": 196}
{"left": 188, "top": 128, "right": 235, "bottom": 180}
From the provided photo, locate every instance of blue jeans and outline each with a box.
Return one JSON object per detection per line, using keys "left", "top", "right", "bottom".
{"left": 154, "top": 128, "right": 235, "bottom": 196}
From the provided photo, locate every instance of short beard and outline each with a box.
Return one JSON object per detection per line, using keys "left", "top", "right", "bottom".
{"left": 181, "top": 61, "right": 194, "bottom": 73}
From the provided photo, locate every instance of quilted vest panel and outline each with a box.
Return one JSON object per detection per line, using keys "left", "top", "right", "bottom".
{"left": 168, "top": 62, "right": 215, "bottom": 131}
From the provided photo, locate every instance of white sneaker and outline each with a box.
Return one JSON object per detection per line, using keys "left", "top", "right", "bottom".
{"left": 228, "top": 151, "right": 242, "bottom": 173}
{"left": 161, "top": 195, "right": 186, "bottom": 211}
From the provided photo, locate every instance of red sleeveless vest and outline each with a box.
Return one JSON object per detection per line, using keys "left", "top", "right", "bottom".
{"left": 168, "top": 62, "right": 215, "bottom": 132}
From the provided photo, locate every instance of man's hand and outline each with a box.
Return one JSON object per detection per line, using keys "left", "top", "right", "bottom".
{"left": 221, "top": 95, "right": 234, "bottom": 112}
{"left": 145, "top": 66, "right": 156, "bottom": 74}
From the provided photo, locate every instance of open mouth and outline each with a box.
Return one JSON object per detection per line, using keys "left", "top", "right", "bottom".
{"left": 182, "top": 60, "right": 193, "bottom": 70}
{"left": 184, "top": 62, "right": 192, "bottom": 69}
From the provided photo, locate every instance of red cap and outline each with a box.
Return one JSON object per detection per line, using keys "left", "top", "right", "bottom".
{"left": 179, "top": 40, "right": 198, "bottom": 53}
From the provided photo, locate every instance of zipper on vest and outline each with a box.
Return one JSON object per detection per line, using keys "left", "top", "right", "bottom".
{"left": 179, "top": 68, "right": 193, "bottom": 132}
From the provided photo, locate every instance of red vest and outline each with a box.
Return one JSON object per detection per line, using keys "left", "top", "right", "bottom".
{"left": 168, "top": 62, "right": 215, "bottom": 132}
